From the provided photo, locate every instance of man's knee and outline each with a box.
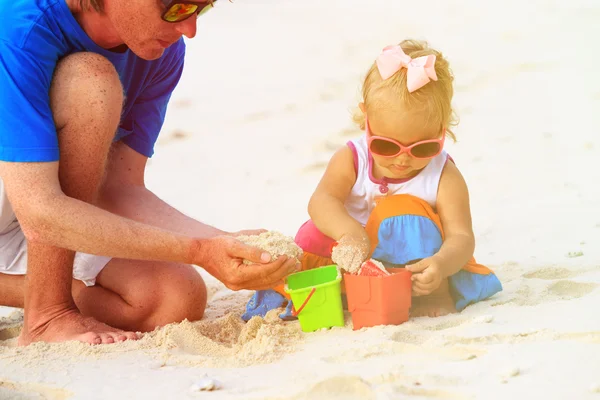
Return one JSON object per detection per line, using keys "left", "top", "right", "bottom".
{"left": 160, "top": 264, "right": 208, "bottom": 322}
{"left": 50, "top": 52, "right": 123, "bottom": 130}
{"left": 129, "top": 263, "right": 207, "bottom": 330}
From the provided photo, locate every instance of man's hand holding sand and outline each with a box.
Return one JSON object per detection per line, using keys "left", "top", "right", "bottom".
{"left": 197, "top": 236, "right": 300, "bottom": 291}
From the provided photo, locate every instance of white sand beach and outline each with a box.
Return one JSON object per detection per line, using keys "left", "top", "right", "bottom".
{"left": 1, "top": 0, "right": 599, "bottom": 398}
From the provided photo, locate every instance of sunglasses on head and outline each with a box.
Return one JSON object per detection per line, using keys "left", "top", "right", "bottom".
{"left": 365, "top": 116, "right": 445, "bottom": 159}
{"left": 161, "top": 0, "right": 216, "bottom": 23}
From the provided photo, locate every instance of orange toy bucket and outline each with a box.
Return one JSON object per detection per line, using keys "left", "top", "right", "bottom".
{"left": 344, "top": 268, "right": 412, "bottom": 330}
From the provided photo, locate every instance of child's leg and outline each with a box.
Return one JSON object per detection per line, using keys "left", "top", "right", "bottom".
{"left": 294, "top": 220, "right": 337, "bottom": 259}
{"left": 410, "top": 278, "right": 456, "bottom": 318}
{"left": 364, "top": 194, "right": 501, "bottom": 318}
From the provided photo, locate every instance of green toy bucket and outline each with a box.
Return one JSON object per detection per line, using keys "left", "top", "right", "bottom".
{"left": 284, "top": 265, "right": 345, "bottom": 332}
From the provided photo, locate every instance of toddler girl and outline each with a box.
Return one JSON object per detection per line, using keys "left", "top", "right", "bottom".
{"left": 294, "top": 39, "right": 502, "bottom": 317}
{"left": 243, "top": 39, "right": 502, "bottom": 320}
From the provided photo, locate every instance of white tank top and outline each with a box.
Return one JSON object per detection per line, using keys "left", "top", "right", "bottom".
{"left": 344, "top": 135, "right": 449, "bottom": 226}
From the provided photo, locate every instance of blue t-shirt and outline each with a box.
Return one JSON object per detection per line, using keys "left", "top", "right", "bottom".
{"left": 0, "top": 0, "right": 185, "bottom": 161}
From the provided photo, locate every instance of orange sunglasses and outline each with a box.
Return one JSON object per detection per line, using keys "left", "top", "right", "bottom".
{"left": 161, "top": 0, "right": 217, "bottom": 23}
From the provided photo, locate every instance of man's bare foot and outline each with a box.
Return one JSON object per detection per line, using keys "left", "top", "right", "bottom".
{"left": 18, "top": 306, "right": 139, "bottom": 346}
{"left": 410, "top": 279, "right": 457, "bottom": 318}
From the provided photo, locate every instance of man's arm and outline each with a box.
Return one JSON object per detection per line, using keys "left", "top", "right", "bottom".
{"left": 99, "top": 142, "right": 227, "bottom": 238}
{"left": 0, "top": 158, "right": 296, "bottom": 291}
{"left": 0, "top": 160, "right": 197, "bottom": 264}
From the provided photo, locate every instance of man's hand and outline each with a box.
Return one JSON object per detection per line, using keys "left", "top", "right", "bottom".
{"left": 195, "top": 235, "right": 300, "bottom": 291}
{"left": 331, "top": 230, "right": 370, "bottom": 273}
{"left": 405, "top": 257, "right": 443, "bottom": 296}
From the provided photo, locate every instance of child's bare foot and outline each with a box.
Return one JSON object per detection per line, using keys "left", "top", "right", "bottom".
{"left": 410, "top": 279, "right": 457, "bottom": 318}
{"left": 18, "top": 305, "right": 139, "bottom": 346}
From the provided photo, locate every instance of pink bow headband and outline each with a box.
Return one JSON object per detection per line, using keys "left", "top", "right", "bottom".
{"left": 375, "top": 45, "right": 438, "bottom": 92}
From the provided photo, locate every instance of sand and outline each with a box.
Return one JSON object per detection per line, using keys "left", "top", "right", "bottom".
{"left": 236, "top": 231, "right": 303, "bottom": 264}
{"left": 331, "top": 238, "right": 370, "bottom": 274}
{"left": 1, "top": 0, "right": 600, "bottom": 398}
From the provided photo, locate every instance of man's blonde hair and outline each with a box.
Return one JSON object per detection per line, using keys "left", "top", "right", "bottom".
{"left": 353, "top": 39, "right": 458, "bottom": 141}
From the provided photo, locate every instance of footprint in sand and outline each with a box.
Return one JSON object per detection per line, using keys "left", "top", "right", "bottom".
{"left": 391, "top": 385, "right": 467, "bottom": 399}
{"left": 322, "top": 344, "right": 394, "bottom": 364}
{"left": 423, "top": 318, "right": 469, "bottom": 331}
{"left": 390, "top": 330, "right": 428, "bottom": 345}
{"left": 325, "top": 336, "right": 484, "bottom": 363}
{"left": 493, "top": 279, "right": 598, "bottom": 307}
{"left": 0, "top": 380, "right": 73, "bottom": 400}
{"left": 287, "top": 376, "right": 376, "bottom": 400}
{"left": 447, "top": 330, "right": 600, "bottom": 346}
{"left": 544, "top": 280, "right": 598, "bottom": 300}
{"left": 523, "top": 267, "right": 581, "bottom": 280}
{"left": 371, "top": 371, "right": 467, "bottom": 399}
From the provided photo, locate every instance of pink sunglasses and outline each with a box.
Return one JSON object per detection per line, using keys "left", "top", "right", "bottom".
{"left": 365, "top": 116, "right": 445, "bottom": 159}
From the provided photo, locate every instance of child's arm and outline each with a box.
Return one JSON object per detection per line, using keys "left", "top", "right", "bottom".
{"left": 407, "top": 160, "right": 475, "bottom": 295}
{"left": 309, "top": 146, "right": 369, "bottom": 271}
{"left": 308, "top": 146, "right": 364, "bottom": 241}
{"left": 434, "top": 160, "right": 476, "bottom": 277}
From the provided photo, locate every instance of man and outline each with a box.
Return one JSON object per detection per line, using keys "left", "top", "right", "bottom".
{"left": 0, "top": 0, "right": 299, "bottom": 346}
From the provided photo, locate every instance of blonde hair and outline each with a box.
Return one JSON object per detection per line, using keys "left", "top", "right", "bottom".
{"left": 352, "top": 39, "right": 458, "bottom": 141}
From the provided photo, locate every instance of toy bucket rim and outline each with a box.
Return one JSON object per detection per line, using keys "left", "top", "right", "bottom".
{"left": 284, "top": 265, "right": 342, "bottom": 295}
{"left": 343, "top": 268, "right": 412, "bottom": 279}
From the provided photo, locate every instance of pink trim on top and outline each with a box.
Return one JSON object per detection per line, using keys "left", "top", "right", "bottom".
{"left": 346, "top": 141, "right": 359, "bottom": 175}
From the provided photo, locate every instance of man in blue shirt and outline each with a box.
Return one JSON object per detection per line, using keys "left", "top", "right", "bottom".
{"left": 0, "top": 0, "right": 299, "bottom": 345}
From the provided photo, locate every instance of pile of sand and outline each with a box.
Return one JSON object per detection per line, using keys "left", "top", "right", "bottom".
{"left": 147, "top": 310, "right": 303, "bottom": 368}
{"left": 0, "top": 306, "right": 303, "bottom": 370}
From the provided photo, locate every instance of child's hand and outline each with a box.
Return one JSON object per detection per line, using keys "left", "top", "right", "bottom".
{"left": 332, "top": 232, "right": 370, "bottom": 274}
{"left": 405, "top": 257, "right": 443, "bottom": 296}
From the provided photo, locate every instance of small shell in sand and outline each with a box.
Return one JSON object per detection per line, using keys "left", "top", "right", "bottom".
{"left": 475, "top": 315, "right": 494, "bottom": 323}
{"left": 236, "top": 231, "right": 303, "bottom": 264}
{"left": 190, "top": 377, "right": 221, "bottom": 392}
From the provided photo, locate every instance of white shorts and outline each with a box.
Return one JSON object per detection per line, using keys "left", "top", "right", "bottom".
{"left": 0, "top": 179, "right": 111, "bottom": 287}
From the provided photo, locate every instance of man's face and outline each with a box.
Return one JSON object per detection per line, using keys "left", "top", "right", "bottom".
{"left": 105, "top": 0, "right": 199, "bottom": 60}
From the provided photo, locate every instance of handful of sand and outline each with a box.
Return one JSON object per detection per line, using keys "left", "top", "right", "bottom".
{"left": 235, "top": 231, "right": 303, "bottom": 264}
{"left": 331, "top": 238, "right": 369, "bottom": 274}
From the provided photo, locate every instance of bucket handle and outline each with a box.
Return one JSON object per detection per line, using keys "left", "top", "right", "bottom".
{"left": 292, "top": 287, "right": 316, "bottom": 317}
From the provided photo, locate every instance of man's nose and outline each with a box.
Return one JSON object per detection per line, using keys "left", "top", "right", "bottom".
{"left": 175, "top": 16, "right": 197, "bottom": 38}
